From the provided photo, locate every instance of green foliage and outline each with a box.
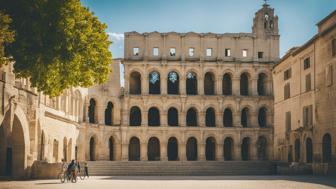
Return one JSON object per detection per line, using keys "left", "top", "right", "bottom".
{"left": 0, "top": 11, "right": 15, "bottom": 65}
{"left": 0, "top": 0, "right": 112, "bottom": 96}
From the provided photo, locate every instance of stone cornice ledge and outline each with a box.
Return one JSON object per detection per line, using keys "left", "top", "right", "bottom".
{"left": 44, "top": 111, "right": 80, "bottom": 126}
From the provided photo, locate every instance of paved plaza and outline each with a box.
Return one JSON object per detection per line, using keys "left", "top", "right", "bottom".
{"left": 0, "top": 176, "right": 335, "bottom": 189}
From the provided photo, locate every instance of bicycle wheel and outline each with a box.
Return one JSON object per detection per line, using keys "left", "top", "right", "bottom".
{"left": 71, "top": 175, "right": 77, "bottom": 183}
{"left": 79, "top": 171, "right": 85, "bottom": 180}
{"left": 59, "top": 173, "right": 65, "bottom": 183}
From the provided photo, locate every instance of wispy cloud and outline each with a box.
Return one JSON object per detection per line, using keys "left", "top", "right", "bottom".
{"left": 108, "top": 32, "right": 124, "bottom": 42}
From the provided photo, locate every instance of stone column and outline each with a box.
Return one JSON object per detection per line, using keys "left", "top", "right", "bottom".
{"left": 199, "top": 77, "right": 204, "bottom": 95}
{"left": 251, "top": 77, "right": 258, "bottom": 96}
{"left": 161, "top": 112, "right": 167, "bottom": 127}
{"left": 251, "top": 138, "right": 258, "bottom": 160}
{"left": 251, "top": 111, "right": 258, "bottom": 128}
{"left": 216, "top": 142, "right": 224, "bottom": 161}
{"left": 234, "top": 141, "right": 242, "bottom": 160}
{"left": 179, "top": 143, "right": 186, "bottom": 161}
{"left": 141, "top": 142, "right": 147, "bottom": 161}
{"left": 232, "top": 77, "right": 240, "bottom": 96}
{"left": 233, "top": 111, "right": 241, "bottom": 127}
{"left": 198, "top": 142, "right": 205, "bottom": 161}
{"left": 143, "top": 72, "right": 148, "bottom": 95}
{"left": 180, "top": 75, "right": 186, "bottom": 95}
{"left": 161, "top": 141, "right": 168, "bottom": 161}
{"left": 216, "top": 76, "right": 221, "bottom": 95}
{"left": 216, "top": 112, "right": 222, "bottom": 127}
{"left": 142, "top": 110, "right": 148, "bottom": 127}
{"left": 162, "top": 76, "right": 167, "bottom": 95}
{"left": 199, "top": 111, "right": 205, "bottom": 127}
{"left": 121, "top": 143, "right": 129, "bottom": 161}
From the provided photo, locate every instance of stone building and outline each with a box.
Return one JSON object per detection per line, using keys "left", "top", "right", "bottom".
{"left": 273, "top": 10, "right": 336, "bottom": 174}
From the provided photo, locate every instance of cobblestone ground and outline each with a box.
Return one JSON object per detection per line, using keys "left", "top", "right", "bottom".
{"left": 0, "top": 176, "right": 335, "bottom": 189}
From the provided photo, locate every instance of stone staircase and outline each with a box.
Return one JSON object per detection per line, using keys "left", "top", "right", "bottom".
{"left": 87, "top": 161, "right": 276, "bottom": 176}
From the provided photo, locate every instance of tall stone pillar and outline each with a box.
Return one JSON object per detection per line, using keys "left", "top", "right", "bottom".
{"left": 162, "top": 77, "right": 167, "bottom": 95}
{"left": 234, "top": 142, "right": 242, "bottom": 160}
{"left": 161, "top": 141, "right": 168, "bottom": 161}
{"left": 251, "top": 77, "right": 258, "bottom": 96}
{"left": 216, "top": 142, "right": 224, "bottom": 161}
{"left": 251, "top": 138, "right": 258, "bottom": 160}
{"left": 141, "top": 142, "right": 147, "bottom": 161}
{"left": 232, "top": 77, "right": 240, "bottom": 96}
{"left": 199, "top": 111, "right": 205, "bottom": 127}
{"left": 216, "top": 76, "right": 221, "bottom": 95}
{"left": 180, "top": 76, "right": 186, "bottom": 95}
{"left": 199, "top": 77, "right": 204, "bottom": 95}
{"left": 142, "top": 110, "right": 148, "bottom": 127}
{"left": 121, "top": 143, "right": 129, "bottom": 161}
{"left": 179, "top": 143, "right": 186, "bottom": 161}
{"left": 198, "top": 142, "right": 205, "bottom": 161}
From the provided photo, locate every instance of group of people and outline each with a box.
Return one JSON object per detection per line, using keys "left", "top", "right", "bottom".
{"left": 61, "top": 159, "right": 89, "bottom": 179}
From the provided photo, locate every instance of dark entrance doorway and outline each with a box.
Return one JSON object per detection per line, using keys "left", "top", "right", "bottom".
{"left": 224, "top": 137, "right": 233, "bottom": 160}
{"left": 89, "top": 137, "right": 95, "bottom": 161}
{"left": 167, "top": 137, "right": 178, "bottom": 161}
{"left": 148, "top": 137, "right": 160, "bottom": 161}
{"left": 186, "top": 137, "right": 198, "bottom": 161}
{"left": 306, "top": 138, "right": 313, "bottom": 163}
{"left": 129, "top": 137, "right": 140, "bottom": 161}
{"left": 205, "top": 137, "right": 216, "bottom": 161}
{"left": 5, "top": 148, "right": 12, "bottom": 176}
{"left": 109, "top": 137, "right": 114, "bottom": 161}
{"left": 241, "top": 137, "right": 250, "bottom": 161}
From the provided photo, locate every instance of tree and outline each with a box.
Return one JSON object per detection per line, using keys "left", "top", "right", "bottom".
{"left": 0, "top": 0, "right": 112, "bottom": 96}
{"left": 0, "top": 11, "right": 15, "bottom": 65}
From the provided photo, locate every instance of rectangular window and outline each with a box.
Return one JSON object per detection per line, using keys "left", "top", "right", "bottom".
{"left": 133, "top": 47, "right": 139, "bottom": 56}
{"left": 332, "top": 39, "right": 336, "bottom": 57}
{"left": 284, "top": 68, "right": 292, "bottom": 80}
{"left": 225, "top": 48, "right": 231, "bottom": 57}
{"left": 326, "top": 64, "right": 333, "bottom": 86}
{"left": 169, "top": 48, "right": 176, "bottom": 56}
{"left": 258, "top": 51, "right": 264, "bottom": 59}
{"left": 242, "top": 49, "right": 248, "bottom": 57}
{"left": 304, "top": 57, "right": 310, "bottom": 70}
{"left": 206, "top": 48, "right": 212, "bottom": 57}
{"left": 153, "top": 47, "right": 159, "bottom": 56}
{"left": 303, "top": 105, "right": 313, "bottom": 128}
{"left": 305, "top": 74, "right": 311, "bottom": 92}
{"left": 285, "top": 111, "right": 291, "bottom": 133}
{"left": 284, "top": 83, "right": 290, "bottom": 99}
{"left": 189, "top": 48, "right": 195, "bottom": 57}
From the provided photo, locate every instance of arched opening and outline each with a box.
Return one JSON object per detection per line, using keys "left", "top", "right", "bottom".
{"left": 223, "top": 108, "right": 233, "bottom": 127}
{"left": 129, "top": 106, "right": 141, "bottom": 126}
{"left": 186, "top": 137, "right": 198, "bottom": 161}
{"left": 109, "top": 137, "right": 114, "bottom": 161}
{"left": 149, "top": 71, "right": 161, "bottom": 94}
{"left": 258, "top": 107, "right": 267, "bottom": 128}
{"left": 204, "top": 72, "right": 215, "bottom": 95}
{"left": 294, "top": 138, "right": 300, "bottom": 162}
{"left": 241, "top": 107, "right": 249, "bottom": 128}
{"left": 241, "top": 137, "right": 250, "bottom": 161}
{"left": 240, "top": 73, "right": 249, "bottom": 96}
{"left": 130, "top": 72, "right": 141, "bottom": 94}
{"left": 205, "top": 137, "right": 216, "bottom": 161}
{"left": 257, "top": 136, "right": 267, "bottom": 160}
{"left": 168, "top": 107, "right": 178, "bottom": 126}
{"left": 129, "top": 137, "right": 140, "bottom": 161}
{"left": 52, "top": 139, "right": 58, "bottom": 163}
{"left": 67, "top": 139, "right": 72, "bottom": 161}
{"left": 89, "top": 137, "right": 95, "bottom": 161}
{"left": 258, "top": 73, "right": 267, "bottom": 96}
{"left": 186, "top": 72, "right": 198, "bottom": 95}
{"left": 224, "top": 137, "right": 233, "bottom": 161}
{"left": 39, "top": 131, "right": 45, "bottom": 161}
{"left": 167, "top": 71, "right": 179, "bottom": 94}
{"left": 105, "top": 101, "right": 113, "bottom": 126}
{"left": 167, "top": 137, "right": 178, "bottom": 161}
{"left": 222, "top": 73, "right": 232, "bottom": 95}
{"left": 186, "top": 108, "right": 198, "bottom": 127}
{"left": 306, "top": 138, "right": 313, "bottom": 163}
{"left": 63, "top": 137, "right": 68, "bottom": 161}
{"left": 148, "top": 107, "right": 160, "bottom": 126}
{"left": 205, "top": 108, "right": 216, "bottom": 127}
{"left": 322, "top": 134, "right": 332, "bottom": 163}
{"left": 147, "top": 137, "right": 160, "bottom": 161}
{"left": 88, "top": 98, "right": 96, "bottom": 123}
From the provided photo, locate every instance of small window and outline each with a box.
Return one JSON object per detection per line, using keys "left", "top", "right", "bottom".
{"left": 206, "top": 48, "right": 212, "bottom": 57}
{"left": 189, "top": 48, "right": 195, "bottom": 57}
{"left": 153, "top": 47, "right": 159, "bottom": 56}
{"left": 332, "top": 39, "right": 336, "bottom": 57}
{"left": 242, "top": 49, "right": 248, "bottom": 57}
{"left": 258, "top": 52, "right": 264, "bottom": 59}
{"left": 326, "top": 64, "right": 333, "bottom": 86}
{"left": 285, "top": 111, "right": 291, "bottom": 134}
{"left": 133, "top": 47, "right": 139, "bottom": 56}
{"left": 284, "top": 83, "right": 290, "bottom": 99}
{"left": 305, "top": 74, "right": 311, "bottom": 92}
{"left": 303, "top": 105, "right": 313, "bottom": 128}
{"left": 284, "top": 68, "right": 292, "bottom": 81}
{"left": 225, "top": 49, "right": 231, "bottom": 57}
{"left": 304, "top": 57, "right": 310, "bottom": 70}
{"left": 170, "top": 48, "right": 176, "bottom": 56}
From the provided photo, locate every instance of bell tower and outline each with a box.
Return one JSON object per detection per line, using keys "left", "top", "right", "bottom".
{"left": 252, "top": 1, "right": 279, "bottom": 38}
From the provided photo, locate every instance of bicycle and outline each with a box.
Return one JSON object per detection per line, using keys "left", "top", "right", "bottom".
{"left": 59, "top": 170, "right": 77, "bottom": 183}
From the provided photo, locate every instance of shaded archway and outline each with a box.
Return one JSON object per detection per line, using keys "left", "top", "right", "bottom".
{"left": 223, "top": 108, "right": 233, "bottom": 127}
{"left": 204, "top": 72, "right": 215, "bottom": 95}
{"left": 257, "top": 136, "right": 267, "bottom": 160}
{"left": 129, "top": 106, "right": 141, "bottom": 126}
{"left": 306, "top": 138, "right": 313, "bottom": 163}
{"left": 257, "top": 73, "right": 267, "bottom": 96}
{"left": 105, "top": 101, "right": 113, "bottom": 126}
{"left": 167, "top": 71, "right": 179, "bottom": 94}
{"left": 222, "top": 73, "right": 232, "bottom": 95}
{"left": 129, "top": 137, "right": 140, "bottom": 161}
{"left": 241, "top": 137, "right": 250, "bottom": 161}
{"left": 186, "top": 72, "right": 198, "bottom": 95}
{"left": 186, "top": 137, "right": 198, "bottom": 161}
{"left": 294, "top": 138, "right": 300, "bottom": 162}
{"left": 109, "top": 137, "right": 114, "bottom": 161}
{"left": 241, "top": 107, "right": 249, "bottom": 128}
{"left": 205, "top": 108, "right": 216, "bottom": 127}
{"left": 89, "top": 137, "right": 95, "bottom": 161}
{"left": 88, "top": 98, "right": 96, "bottom": 123}
{"left": 148, "top": 107, "right": 160, "bottom": 126}
{"left": 130, "top": 71, "right": 141, "bottom": 94}
{"left": 224, "top": 137, "right": 233, "bottom": 160}
{"left": 168, "top": 107, "right": 178, "bottom": 126}
{"left": 52, "top": 139, "right": 59, "bottom": 163}
{"left": 258, "top": 107, "right": 267, "bottom": 128}
{"left": 167, "top": 137, "right": 178, "bottom": 161}
{"left": 240, "top": 73, "right": 249, "bottom": 96}
{"left": 149, "top": 71, "right": 161, "bottom": 94}
{"left": 322, "top": 134, "right": 332, "bottom": 163}
{"left": 39, "top": 131, "right": 45, "bottom": 161}
{"left": 186, "top": 108, "right": 198, "bottom": 126}
{"left": 205, "top": 137, "right": 216, "bottom": 161}
{"left": 148, "top": 137, "right": 160, "bottom": 161}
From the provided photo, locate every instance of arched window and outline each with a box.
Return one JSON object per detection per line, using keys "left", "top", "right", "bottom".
{"left": 167, "top": 71, "right": 179, "bottom": 94}
{"left": 204, "top": 72, "right": 215, "bottom": 95}
{"left": 258, "top": 107, "right": 267, "bottom": 128}
{"left": 241, "top": 107, "right": 249, "bottom": 128}
{"left": 149, "top": 71, "right": 160, "bottom": 94}
{"left": 205, "top": 137, "right": 216, "bottom": 161}
{"left": 89, "top": 137, "right": 95, "bottom": 161}
{"left": 147, "top": 137, "right": 160, "bottom": 161}
{"left": 257, "top": 136, "right": 267, "bottom": 160}
{"left": 222, "top": 73, "right": 232, "bottom": 95}
{"left": 223, "top": 108, "right": 233, "bottom": 127}
{"left": 322, "top": 134, "right": 332, "bottom": 163}
{"left": 129, "top": 106, "right": 141, "bottom": 126}
{"left": 186, "top": 137, "right": 198, "bottom": 161}
{"left": 109, "top": 137, "right": 114, "bottom": 161}
{"left": 257, "top": 73, "right": 267, "bottom": 96}
{"left": 294, "top": 139, "right": 300, "bottom": 162}
{"left": 148, "top": 107, "right": 160, "bottom": 126}
{"left": 186, "top": 108, "right": 198, "bottom": 126}
{"left": 241, "top": 137, "right": 250, "bottom": 161}
{"left": 306, "top": 138, "right": 313, "bottom": 163}
{"left": 105, "top": 101, "right": 113, "bottom": 126}
{"left": 130, "top": 72, "right": 141, "bottom": 94}
{"left": 186, "top": 72, "right": 198, "bottom": 95}
{"left": 224, "top": 137, "right": 233, "bottom": 160}
{"left": 240, "top": 73, "right": 249, "bottom": 96}
{"left": 168, "top": 137, "right": 178, "bottom": 161}
{"left": 129, "top": 137, "right": 140, "bottom": 161}
{"left": 63, "top": 137, "right": 67, "bottom": 161}
{"left": 205, "top": 108, "right": 216, "bottom": 127}
{"left": 168, "top": 107, "right": 178, "bottom": 126}
{"left": 88, "top": 98, "right": 96, "bottom": 123}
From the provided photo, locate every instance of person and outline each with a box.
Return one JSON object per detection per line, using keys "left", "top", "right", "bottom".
{"left": 76, "top": 160, "right": 81, "bottom": 173}
{"left": 61, "top": 159, "right": 68, "bottom": 175}
{"left": 67, "top": 160, "right": 76, "bottom": 179}
{"left": 84, "top": 161, "right": 89, "bottom": 178}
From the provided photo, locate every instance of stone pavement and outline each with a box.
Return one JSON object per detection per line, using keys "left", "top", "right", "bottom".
{"left": 0, "top": 176, "right": 335, "bottom": 189}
